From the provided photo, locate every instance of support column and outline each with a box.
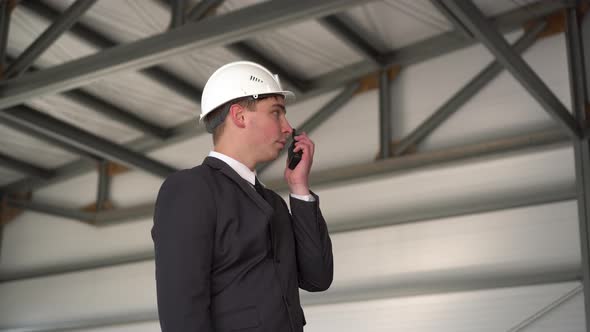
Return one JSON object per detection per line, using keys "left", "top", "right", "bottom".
{"left": 567, "top": 6, "right": 590, "bottom": 331}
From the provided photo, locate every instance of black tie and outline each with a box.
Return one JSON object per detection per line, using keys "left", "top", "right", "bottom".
{"left": 255, "top": 177, "right": 275, "bottom": 259}
{"left": 254, "top": 177, "right": 265, "bottom": 199}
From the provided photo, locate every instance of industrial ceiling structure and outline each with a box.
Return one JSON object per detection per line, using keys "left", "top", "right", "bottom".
{"left": 0, "top": 0, "right": 589, "bottom": 331}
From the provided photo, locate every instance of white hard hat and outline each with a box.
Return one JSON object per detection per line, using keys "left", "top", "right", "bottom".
{"left": 200, "top": 61, "right": 295, "bottom": 120}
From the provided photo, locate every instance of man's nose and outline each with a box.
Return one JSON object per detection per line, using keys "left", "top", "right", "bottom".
{"left": 282, "top": 118, "right": 293, "bottom": 133}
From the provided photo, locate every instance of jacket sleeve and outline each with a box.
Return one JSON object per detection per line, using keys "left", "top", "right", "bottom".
{"left": 152, "top": 171, "right": 216, "bottom": 331}
{"left": 289, "top": 192, "right": 334, "bottom": 292}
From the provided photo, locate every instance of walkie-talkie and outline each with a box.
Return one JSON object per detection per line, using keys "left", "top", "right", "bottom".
{"left": 288, "top": 129, "right": 302, "bottom": 170}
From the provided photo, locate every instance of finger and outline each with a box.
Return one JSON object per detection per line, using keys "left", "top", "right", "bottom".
{"left": 295, "top": 139, "right": 314, "bottom": 157}
{"left": 294, "top": 135, "right": 314, "bottom": 150}
{"left": 295, "top": 131, "right": 310, "bottom": 141}
{"left": 294, "top": 141, "right": 311, "bottom": 153}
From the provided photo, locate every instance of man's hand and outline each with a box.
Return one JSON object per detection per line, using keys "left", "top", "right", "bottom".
{"left": 284, "top": 131, "right": 314, "bottom": 195}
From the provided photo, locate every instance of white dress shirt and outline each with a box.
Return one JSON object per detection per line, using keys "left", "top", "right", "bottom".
{"left": 208, "top": 151, "right": 315, "bottom": 202}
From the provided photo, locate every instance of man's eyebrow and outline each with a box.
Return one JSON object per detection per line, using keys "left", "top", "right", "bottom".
{"left": 272, "top": 104, "right": 287, "bottom": 113}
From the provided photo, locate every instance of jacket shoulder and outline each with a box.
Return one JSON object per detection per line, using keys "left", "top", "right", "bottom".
{"left": 157, "top": 165, "right": 216, "bottom": 198}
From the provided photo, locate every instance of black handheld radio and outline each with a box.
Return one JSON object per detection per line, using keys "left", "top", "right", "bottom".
{"left": 287, "top": 129, "right": 302, "bottom": 170}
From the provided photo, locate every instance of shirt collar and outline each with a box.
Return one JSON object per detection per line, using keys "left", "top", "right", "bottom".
{"left": 208, "top": 151, "right": 257, "bottom": 186}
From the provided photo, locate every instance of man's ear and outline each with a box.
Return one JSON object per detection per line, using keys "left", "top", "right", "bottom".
{"left": 228, "top": 103, "right": 246, "bottom": 128}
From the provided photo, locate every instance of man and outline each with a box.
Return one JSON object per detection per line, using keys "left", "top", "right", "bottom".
{"left": 152, "top": 61, "right": 334, "bottom": 332}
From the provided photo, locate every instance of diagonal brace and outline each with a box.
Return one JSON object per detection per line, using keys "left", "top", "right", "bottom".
{"left": 441, "top": 0, "right": 582, "bottom": 140}
{"left": 4, "top": 0, "right": 97, "bottom": 78}
{"left": 394, "top": 21, "right": 546, "bottom": 156}
{"left": 0, "top": 106, "right": 177, "bottom": 178}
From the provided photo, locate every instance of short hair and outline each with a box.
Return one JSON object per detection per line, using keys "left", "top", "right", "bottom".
{"left": 204, "top": 97, "right": 259, "bottom": 144}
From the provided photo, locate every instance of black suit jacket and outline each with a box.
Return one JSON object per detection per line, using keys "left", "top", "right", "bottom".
{"left": 152, "top": 157, "right": 333, "bottom": 331}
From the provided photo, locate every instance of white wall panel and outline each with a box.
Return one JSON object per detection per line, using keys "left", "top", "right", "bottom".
{"left": 56, "top": 284, "right": 587, "bottom": 332}
{"left": 36, "top": 283, "right": 585, "bottom": 332}
{"left": 318, "top": 146, "right": 574, "bottom": 226}
{"left": 304, "top": 282, "right": 583, "bottom": 332}
{"left": 0, "top": 200, "right": 580, "bottom": 327}
{"left": 1, "top": 144, "right": 576, "bottom": 276}
{"left": 70, "top": 322, "right": 161, "bottom": 332}
{"left": 0, "top": 212, "right": 152, "bottom": 275}
{"left": 33, "top": 172, "right": 98, "bottom": 208}
{"left": 523, "top": 289, "right": 585, "bottom": 332}
{"left": 0, "top": 261, "right": 156, "bottom": 327}
{"left": 327, "top": 201, "right": 579, "bottom": 292}
{"left": 108, "top": 171, "right": 163, "bottom": 207}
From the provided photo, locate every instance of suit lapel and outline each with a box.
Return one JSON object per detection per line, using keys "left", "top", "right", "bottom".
{"left": 203, "top": 157, "right": 273, "bottom": 216}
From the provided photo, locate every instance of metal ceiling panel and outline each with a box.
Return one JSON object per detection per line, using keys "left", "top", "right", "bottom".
{"left": 0, "top": 167, "right": 24, "bottom": 186}
{"left": 158, "top": 47, "right": 240, "bottom": 88}
{"left": 0, "top": 123, "right": 77, "bottom": 169}
{"left": 472, "top": 0, "right": 538, "bottom": 17}
{"left": 246, "top": 20, "right": 365, "bottom": 80}
{"left": 215, "top": 0, "right": 269, "bottom": 14}
{"left": 41, "top": 0, "right": 260, "bottom": 88}
{"left": 81, "top": 72, "right": 197, "bottom": 128}
{"left": 8, "top": 3, "right": 195, "bottom": 133}
{"left": 345, "top": 0, "right": 452, "bottom": 51}
{"left": 8, "top": 5, "right": 99, "bottom": 68}
{"left": 43, "top": 0, "right": 169, "bottom": 43}
{"left": 26, "top": 94, "right": 143, "bottom": 144}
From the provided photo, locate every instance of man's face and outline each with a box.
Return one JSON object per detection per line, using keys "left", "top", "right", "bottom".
{"left": 245, "top": 96, "right": 292, "bottom": 163}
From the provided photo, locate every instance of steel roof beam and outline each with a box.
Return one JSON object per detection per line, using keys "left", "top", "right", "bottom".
{"left": 0, "top": 117, "right": 100, "bottom": 161}
{"left": 5, "top": 128, "right": 571, "bottom": 227}
{"left": 6, "top": 198, "right": 95, "bottom": 222}
{"left": 568, "top": 5, "right": 590, "bottom": 331}
{"left": 441, "top": 0, "right": 581, "bottom": 140}
{"left": 0, "top": 0, "right": 12, "bottom": 75}
{"left": 0, "top": 153, "right": 54, "bottom": 179}
{"left": 169, "top": 0, "right": 186, "bottom": 29}
{"left": 186, "top": 0, "right": 223, "bottom": 21}
{"left": 266, "top": 129, "right": 570, "bottom": 192}
{"left": 19, "top": 0, "right": 203, "bottom": 104}
{"left": 4, "top": 0, "right": 97, "bottom": 79}
{"left": 378, "top": 70, "right": 392, "bottom": 159}
{"left": 1, "top": 1, "right": 573, "bottom": 193}
{"left": 96, "top": 160, "right": 110, "bottom": 211}
{"left": 0, "top": 0, "right": 375, "bottom": 109}
{"left": 3, "top": 55, "right": 170, "bottom": 140}
{"left": 308, "top": 0, "right": 575, "bottom": 95}
{"left": 428, "top": 0, "right": 473, "bottom": 39}
{"left": 319, "top": 13, "right": 385, "bottom": 67}
{"left": 174, "top": 0, "right": 309, "bottom": 93}
{"left": 393, "top": 21, "right": 545, "bottom": 156}
{"left": 0, "top": 106, "right": 177, "bottom": 178}
{"left": 61, "top": 89, "right": 171, "bottom": 139}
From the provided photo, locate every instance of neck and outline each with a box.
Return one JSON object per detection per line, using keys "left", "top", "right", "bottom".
{"left": 214, "top": 140, "right": 256, "bottom": 171}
